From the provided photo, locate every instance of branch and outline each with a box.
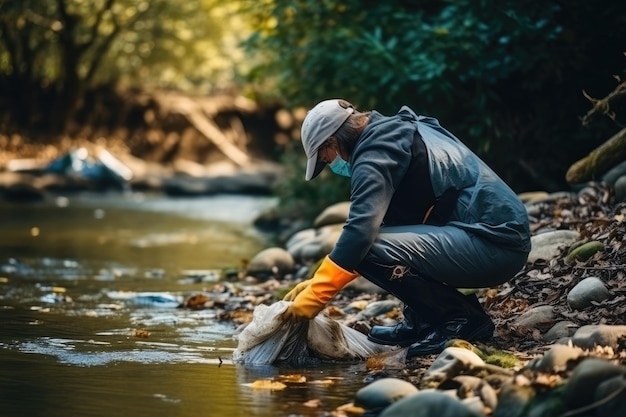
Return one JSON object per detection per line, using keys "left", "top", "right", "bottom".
{"left": 83, "top": 1, "right": 152, "bottom": 86}
{"left": 581, "top": 67, "right": 626, "bottom": 127}
{"left": 77, "top": 0, "right": 115, "bottom": 54}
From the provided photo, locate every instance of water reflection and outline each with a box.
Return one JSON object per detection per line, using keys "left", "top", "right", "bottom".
{"left": 0, "top": 193, "right": 371, "bottom": 417}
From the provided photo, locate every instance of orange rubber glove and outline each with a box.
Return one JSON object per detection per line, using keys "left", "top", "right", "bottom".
{"left": 283, "top": 256, "right": 358, "bottom": 321}
{"left": 283, "top": 280, "right": 311, "bottom": 301}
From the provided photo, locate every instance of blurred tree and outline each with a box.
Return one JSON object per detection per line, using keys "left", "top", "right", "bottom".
{"left": 241, "top": 0, "right": 626, "bottom": 194}
{"left": 0, "top": 0, "right": 250, "bottom": 132}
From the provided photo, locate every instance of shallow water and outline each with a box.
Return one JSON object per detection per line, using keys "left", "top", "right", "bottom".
{"left": 0, "top": 193, "right": 369, "bottom": 417}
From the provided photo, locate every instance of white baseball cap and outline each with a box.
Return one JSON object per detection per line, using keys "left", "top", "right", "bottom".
{"left": 301, "top": 99, "right": 354, "bottom": 180}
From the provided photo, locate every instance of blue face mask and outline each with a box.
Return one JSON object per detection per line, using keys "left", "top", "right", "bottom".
{"left": 329, "top": 155, "right": 351, "bottom": 177}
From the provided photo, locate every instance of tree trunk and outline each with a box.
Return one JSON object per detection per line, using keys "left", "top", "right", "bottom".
{"left": 566, "top": 127, "right": 626, "bottom": 184}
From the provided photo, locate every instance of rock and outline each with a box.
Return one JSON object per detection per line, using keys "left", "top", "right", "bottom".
{"left": 525, "top": 344, "right": 583, "bottom": 373}
{"left": 421, "top": 347, "right": 485, "bottom": 388}
{"left": 542, "top": 321, "right": 578, "bottom": 342}
{"left": 594, "top": 374, "right": 626, "bottom": 416}
{"left": 527, "top": 230, "right": 580, "bottom": 263}
{"left": 342, "top": 299, "right": 401, "bottom": 327}
{"left": 284, "top": 228, "right": 316, "bottom": 252}
{"left": 512, "top": 305, "right": 557, "bottom": 331}
{"left": 571, "top": 324, "right": 626, "bottom": 350}
{"left": 565, "top": 241, "right": 604, "bottom": 264}
{"left": 379, "top": 390, "right": 483, "bottom": 417}
{"left": 441, "top": 375, "right": 498, "bottom": 411}
{"left": 602, "top": 159, "right": 626, "bottom": 186}
{"left": 518, "top": 191, "right": 549, "bottom": 203}
{"left": 566, "top": 276, "right": 611, "bottom": 310}
{"left": 313, "top": 201, "right": 351, "bottom": 228}
{"left": 286, "top": 224, "right": 343, "bottom": 263}
{"left": 614, "top": 175, "right": 626, "bottom": 203}
{"left": 493, "top": 382, "right": 535, "bottom": 417}
{"left": 562, "top": 358, "right": 626, "bottom": 410}
{"left": 353, "top": 377, "right": 418, "bottom": 413}
{"left": 246, "top": 247, "right": 295, "bottom": 279}
{"left": 344, "top": 276, "right": 389, "bottom": 295}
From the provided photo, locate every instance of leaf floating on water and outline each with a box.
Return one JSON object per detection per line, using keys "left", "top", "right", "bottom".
{"left": 279, "top": 374, "right": 306, "bottom": 384}
{"left": 132, "top": 328, "right": 151, "bottom": 338}
{"left": 309, "top": 379, "right": 335, "bottom": 386}
{"left": 336, "top": 402, "right": 365, "bottom": 416}
{"left": 249, "top": 380, "right": 287, "bottom": 390}
{"left": 302, "top": 398, "right": 321, "bottom": 408}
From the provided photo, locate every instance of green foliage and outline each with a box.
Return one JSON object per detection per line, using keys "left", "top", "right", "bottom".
{"left": 273, "top": 141, "right": 350, "bottom": 223}
{"left": 0, "top": 0, "right": 252, "bottom": 130}
{"left": 241, "top": 0, "right": 626, "bottom": 193}
{"left": 0, "top": 0, "right": 248, "bottom": 90}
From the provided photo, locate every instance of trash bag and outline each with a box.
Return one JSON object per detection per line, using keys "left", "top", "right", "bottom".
{"left": 232, "top": 301, "right": 397, "bottom": 366}
{"left": 46, "top": 147, "right": 132, "bottom": 187}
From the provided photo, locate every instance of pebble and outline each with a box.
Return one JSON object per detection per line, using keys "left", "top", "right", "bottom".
{"left": 566, "top": 276, "right": 610, "bottom": 310}
{"left": 512, "top": 305, "right": 557, "bottom": 331}
{"left": 245, "top": 247, "right": 295, "bottom": 279}
{"left": 313, "top": 201, "right": 350, "bottom": 228}
{"left": 353, "top": 377, "right": 418, "bottom": 412}
{"left": 562, "top": 358, "right": 626, "bottom": 410}
{"left": 571, "top": 324, "right": 626, "bottom": 350}
{"left": 527, "top": 230, "right": 580, "bottom": 263}
{"left": 379, "top": 390, "right": 482, "bottom": 417}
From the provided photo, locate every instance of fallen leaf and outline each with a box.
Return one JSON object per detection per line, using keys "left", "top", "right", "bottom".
{"left": 249, "top": 380, "right": 287, "bottom": 390}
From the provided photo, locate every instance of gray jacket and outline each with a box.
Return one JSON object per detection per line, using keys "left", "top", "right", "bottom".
{"left": 330, "top": 106, "right": 531, "bottom": 271}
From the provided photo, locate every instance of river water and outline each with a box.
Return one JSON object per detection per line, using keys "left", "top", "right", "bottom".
{"left": 0, "top": 193, "right": 367, "bottom": 417}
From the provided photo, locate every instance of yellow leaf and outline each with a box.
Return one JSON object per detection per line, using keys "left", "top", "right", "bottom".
{"left": 279, "top": 374, "right": 306, "bottom": 383}
{"left": 336, "top": 402, "right": 365, "bottom": 416}
{"left": 249, "top": 380, "right": 286, "bottom": 390}
{"left": 303, "top": 399, "right": 321, "bottom": 408}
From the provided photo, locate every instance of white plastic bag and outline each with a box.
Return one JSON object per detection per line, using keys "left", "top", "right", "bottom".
{"left": 232, "top": 301, "right": 395, "bottom": 366}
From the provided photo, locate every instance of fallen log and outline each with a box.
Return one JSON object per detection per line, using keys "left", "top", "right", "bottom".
{"left": 565, "top": 127, "right": 626, "bottom": 184}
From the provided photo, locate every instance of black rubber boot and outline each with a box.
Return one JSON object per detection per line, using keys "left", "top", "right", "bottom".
{"left": 356, "top": 260, "right": 437, "bottom": 346}
{"left": 368, "top": 305, "right": 432, "bottom": 347}
{"left": 356, "top": 256, "right": 494, "bottom": 355}
{"left": 406, "top": 292, "right": 494, "bottom": 357}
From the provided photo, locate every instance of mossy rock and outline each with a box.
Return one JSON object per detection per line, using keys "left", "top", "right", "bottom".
{"left": 565, "top": 240, "right": 604, "bottom": 264}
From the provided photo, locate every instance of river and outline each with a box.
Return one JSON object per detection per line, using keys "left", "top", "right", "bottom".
{"left": 0, "top": 192, "right": 368, "bottom": 417}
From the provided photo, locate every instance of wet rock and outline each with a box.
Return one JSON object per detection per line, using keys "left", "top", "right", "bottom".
{"left": 246, "top": 247, "right": 295, "bottom": 280}
{"left": 542, "top": 321, "right": 578, "bottom": 342}
{"left": 562, "top": 357, "right": 626, "bottom": 410}
{"left": 512, "top": 305, "right": 557, "bottom": 332}
{"left": 566, "top": 276, "right": 611, "bottom": 310}
{"left": 571, "top": 324, "right": 626, "bottom": 350}
{"left": 527, "top": 230, "right": 580, "bottom": 263}
{"left": 313, "top": 201, "right": 350, "bottom": 228}
{"left": 421, "top": 347, "right": 485, "bottom": 388}
{"left": 353, "top": 377, "right": 418, "bottom": 413}
{"left": 379, "top": 390, "right": 483, "bottom": 417}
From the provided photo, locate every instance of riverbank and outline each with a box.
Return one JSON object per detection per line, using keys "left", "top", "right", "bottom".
{"left": 222, "top": 181, "right": 626, "bottom": 416}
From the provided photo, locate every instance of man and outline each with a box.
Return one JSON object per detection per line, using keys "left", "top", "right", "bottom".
{"left": 283, "top": 99, "right": 530, "bottom": 356}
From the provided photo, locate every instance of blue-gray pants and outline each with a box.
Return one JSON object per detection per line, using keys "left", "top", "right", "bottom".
{"left": 357, "top": 224, "right": 528, "bottom": 289}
